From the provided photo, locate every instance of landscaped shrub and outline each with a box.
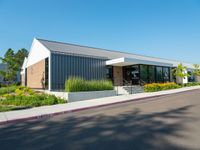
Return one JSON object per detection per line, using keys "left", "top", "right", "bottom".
{"left": 15, "top": 86, "right": 35, "bottom": 96}
{"left": 0, "top": 94, "right": 65, "bottom": 107}
{"left": 65, "top": 77, "right": 113, "bottom": 92}
{"left": 182, "top": 82, "right": 200, "bottom": 87}
{"left": 0, "top": 85, "right": 66, "bottom": 112}
{"left": 144, "top": 82, "right": 181, "bottom": 92}
{"left": 0, "top": 86, "right": 16, "bottom": 95}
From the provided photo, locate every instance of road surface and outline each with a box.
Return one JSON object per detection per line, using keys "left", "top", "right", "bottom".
{"left": 1, "top": 89, "right": 200, "bottom": 150}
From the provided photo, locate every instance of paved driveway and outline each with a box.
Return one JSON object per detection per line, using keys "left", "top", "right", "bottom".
{"left": 1, "top": 89, "right": 200, "bottom": 150}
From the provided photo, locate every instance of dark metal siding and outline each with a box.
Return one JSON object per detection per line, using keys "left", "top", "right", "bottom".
{"left": 50, "top": 53, "right": 107, "bottom": 90}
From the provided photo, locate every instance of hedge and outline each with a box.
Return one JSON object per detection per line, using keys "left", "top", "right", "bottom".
{"left": 144, "top": 82, "right": 181, "bottom": 92}
{"left": 65, "top": 77, "right": 113, "bottom": 92}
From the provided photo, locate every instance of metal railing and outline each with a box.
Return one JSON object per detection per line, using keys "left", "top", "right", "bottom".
{"left": 139, "top": 79, "right": 146, "bottom": 86}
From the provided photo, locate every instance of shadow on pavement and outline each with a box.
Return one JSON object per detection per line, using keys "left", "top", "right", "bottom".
{"left": 0, "top": 105, "right": 197, "bottom": 150}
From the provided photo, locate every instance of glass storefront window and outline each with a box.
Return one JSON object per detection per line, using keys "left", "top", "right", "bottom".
{"left": 122, "top": 64, "right": 171, "bottom": 85}
{"left": 149, "top": 66, "right": 155, "bottom": 83}
{"left": 163, "top": 67, "right": 169, "bottom": 82}
{"left": 188, "top": 71, "right": 195, "bottom": 82}
{"left": 156, "top": 67, "right": 163, "bottom": 83}
{"left": 106, "top": 66, "right": 113, "bottom": 80}
{"left": 140, "top": 65, "right": 148, "bottom": 83}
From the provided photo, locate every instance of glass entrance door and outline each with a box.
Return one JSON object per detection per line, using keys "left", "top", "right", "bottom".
{"left": 123, "top": 65, "right": 139, "bottom": 85}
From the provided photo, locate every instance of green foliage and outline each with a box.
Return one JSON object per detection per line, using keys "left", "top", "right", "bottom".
{"left": 144, "top": 82, "right": 200, "bottom": 92}
{"left": 15, "top": 48, "right": 29, "bottom": 67}
{"left": 0, "top": 48, "right": 28, "bottom": 82}
{"left": 0, "top": 86, "right": 65, "bottom": 112}
{"left": 192, "top": 64, "right": 200, "bottom": 76}
{"left": 182, "top": 82, "right": 200, "bottom": 87}
{"left": 0, "top": 86, "right": 16, "bottom": 95}
{"left": 0, "top": 105, "right": 17, "bottom": 112}
{"left": 65, "top": 77, "right": 113, "bottom": 92}
{"left": 172, "top": 63, "right": 190, "bottom": 79}
{"left": 0, "top": 94, "right": 65, "bottom": 109}
{"left": 15, "top": 86, "right": 35, "bottom": 96}
{"left": 144, "top": 82, "right": 181, "bottom": 92}
{"left": 0, "top": 49, "right": 17, "bottom": 82}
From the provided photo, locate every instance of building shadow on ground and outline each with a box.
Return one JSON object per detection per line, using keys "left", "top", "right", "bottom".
{"left": 0, "top": 105, "right": 197, "bottom": 150}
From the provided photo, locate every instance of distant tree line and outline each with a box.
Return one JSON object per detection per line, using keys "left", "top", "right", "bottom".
{"left": 0, "top": 48, "right": 28, "bottom": 83}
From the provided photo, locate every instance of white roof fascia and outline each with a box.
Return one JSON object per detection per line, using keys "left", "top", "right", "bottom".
{"left": 26, "top": 38, "right": 50, "bottom": 68}
{"left": 106, "top": 57, "right": 174, "bottom": 67}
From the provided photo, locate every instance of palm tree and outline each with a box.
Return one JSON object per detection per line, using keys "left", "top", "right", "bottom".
{"left": 172, "top": 63, "right": 190, "bottom": 84}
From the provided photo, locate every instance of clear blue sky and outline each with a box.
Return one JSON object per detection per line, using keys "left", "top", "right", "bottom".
{"left": 0, "top": 0, "right": 200, "bottom": 64}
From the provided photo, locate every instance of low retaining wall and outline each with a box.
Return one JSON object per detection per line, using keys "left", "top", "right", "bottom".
{"left": 67, "top": 90, "right": 117, "bottom": 102}
{"left": 44, "top": 90, "right": 117, "bottom": 102}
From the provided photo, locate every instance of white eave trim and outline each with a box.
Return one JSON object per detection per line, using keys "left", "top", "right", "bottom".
{"left": 106, "top": 57, "right": 174, "bottom": 67}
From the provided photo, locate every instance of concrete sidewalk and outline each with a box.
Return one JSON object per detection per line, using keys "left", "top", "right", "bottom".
{"left": 0, "top": 86, "right": 200, "bottom": 125}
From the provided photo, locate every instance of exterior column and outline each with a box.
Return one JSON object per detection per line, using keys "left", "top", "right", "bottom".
{"left": 113, "top": 66, "right": 123, "bottom": 86}
{"left": 48, "top": 54, "right": 51, "bottom": 91}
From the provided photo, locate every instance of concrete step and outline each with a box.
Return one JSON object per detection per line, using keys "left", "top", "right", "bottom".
{"left": 115, "top": 86, "right": 144, "bottom": 95}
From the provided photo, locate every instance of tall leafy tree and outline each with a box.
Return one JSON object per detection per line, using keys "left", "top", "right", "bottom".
{"left": 0, "top": 48, "right": 28, "bottom": 82}
{"left": 15, "top": 48, "right": 29, "bottom": 67}
{"left": 0, "top": 49, "right": 17, "bottom": 82}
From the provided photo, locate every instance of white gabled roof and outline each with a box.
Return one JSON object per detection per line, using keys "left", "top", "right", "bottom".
{"left": 26, "top": 38, "right": 50, "bottom": 68}
{"left": 35, "top": 38, "right": 194, "bottom": 68}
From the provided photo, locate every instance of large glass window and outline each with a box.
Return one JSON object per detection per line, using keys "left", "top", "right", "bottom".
{"left": 123, "top": 65, "right": 139, "bottom": 85}
{"left": 149, "top": 66, "right": 155, "bottom": 83}
{"left": 163, "top": 67, "right": 170, "bottom": 82}
{"left": 131, "top": 65, "right": 139, "bottom": 84}
{"left": 140, "top": 65, "right": 148, "bottom": 83}
{"left": 156, "top": 67, "right": 163, "bottom": 83}
{"left": 188, "top": 70, "right": 195, "bottom": 82}
{"left": 106, "top": 66, "right": 113, "bottom": 81}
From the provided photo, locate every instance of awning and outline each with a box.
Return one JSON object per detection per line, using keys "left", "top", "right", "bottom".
{"left": 106, "top": 57, "right": 174, "bottom": 67}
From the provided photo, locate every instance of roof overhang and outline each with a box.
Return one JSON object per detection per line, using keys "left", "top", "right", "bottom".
{"left": 106, "top": 57, "right": 174, "bottom": 67}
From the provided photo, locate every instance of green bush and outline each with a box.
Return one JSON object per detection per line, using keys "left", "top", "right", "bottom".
{"left": 0, "top": 105, "right": 17, "bottom": 112}
{"left": 0, "top": 86, "right": 16, "bottom": 95}
{"left": 144, "top": 82, "right": 181, "bottom": 92}
{"left": 15, "top": 86, "right": 35, "bottom": 96}
{"left": 65, "top": 77, "right": 113, "bottom": 92}
{"left": 182, "top": 82, "right": 200, "bottom": 87}
{"left": 0, "top": 94, "right": 65, "bottom": 108}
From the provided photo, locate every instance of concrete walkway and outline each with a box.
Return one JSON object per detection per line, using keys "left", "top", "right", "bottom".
{"left": 0, "top": 86, "right": 200, "bottom": 125}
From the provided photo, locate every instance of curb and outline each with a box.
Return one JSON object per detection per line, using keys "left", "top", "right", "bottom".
{"left": 0, "top": 88, "right": 199, "bottom": 125}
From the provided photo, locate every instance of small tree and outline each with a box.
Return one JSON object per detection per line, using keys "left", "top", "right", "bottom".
{"left": 192, "top": 64, "right": 200, "bottom": 82}
{"left": 192, "top": 64, "right": 200, "bottom": 76}
{"left": 172, "top": 63, "right": 190, "bottom": 84}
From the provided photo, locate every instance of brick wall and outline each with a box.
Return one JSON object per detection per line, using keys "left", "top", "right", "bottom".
{"left": 27, "top": 59, "right": 45, "bottom": 89}
{"left": 113, "top": 66, "right": 123, "bottom": 86}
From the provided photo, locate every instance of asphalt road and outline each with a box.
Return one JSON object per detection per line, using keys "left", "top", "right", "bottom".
{"left": 1, "top": 89, "right": 200, "bottom": 150}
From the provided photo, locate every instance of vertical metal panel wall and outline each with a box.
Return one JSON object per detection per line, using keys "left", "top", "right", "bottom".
{"left": 50, "top": 52, "right": 107, "bottom": 90}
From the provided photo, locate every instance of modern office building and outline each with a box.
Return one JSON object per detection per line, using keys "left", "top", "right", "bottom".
{"left": 21, "top": 38, "right": 194, "bottom": 90}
